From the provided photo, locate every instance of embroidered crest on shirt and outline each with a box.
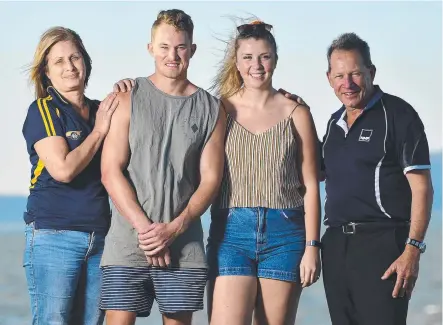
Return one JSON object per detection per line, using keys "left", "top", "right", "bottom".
{"left": 66, "top": 131, "right": 82, "bottom": 140}
{"left": 358, "top": 129, "right": 373, "bottom": 142}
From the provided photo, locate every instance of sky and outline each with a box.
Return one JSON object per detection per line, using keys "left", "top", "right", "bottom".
{"left": 0, "top": 1, "right": 441, "bottom": 195}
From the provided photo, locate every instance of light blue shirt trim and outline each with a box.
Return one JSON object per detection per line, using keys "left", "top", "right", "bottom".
{"left": 403, "top": 165, "right": 431, "bottom": 174}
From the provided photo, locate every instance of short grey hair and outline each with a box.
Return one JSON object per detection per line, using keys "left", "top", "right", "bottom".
{"left": 327, "top": 32, "right": 373, "bottom": 72}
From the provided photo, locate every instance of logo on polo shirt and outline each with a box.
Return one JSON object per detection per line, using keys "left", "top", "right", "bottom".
{"left": 66, "top": 131, "right": 82, "bottom": 140}
{"left": 358, "top": 129, "right": 373, "bottom": 142}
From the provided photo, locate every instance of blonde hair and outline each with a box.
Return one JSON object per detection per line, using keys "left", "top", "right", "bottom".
{"left": 210, "top": 20, "right": 278, "bottom": 99}
{"left": 211, "top": 38, "right": 243, "bottom": 99}
{"left": 29, "top": 26, "right": 92, "bottom": 99}
{"left": 152, "top": 9, "right": 194, "bottom": 42}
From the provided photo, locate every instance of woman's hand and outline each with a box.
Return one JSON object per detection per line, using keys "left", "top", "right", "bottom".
{"left": 93, "top": 93, "right": 119, "bottom": 136}
{"left": 113, "top": 78, "right": 135, "bottom": 93}
{"left": 300, "top": 246, "right": 321, "bottom": 287}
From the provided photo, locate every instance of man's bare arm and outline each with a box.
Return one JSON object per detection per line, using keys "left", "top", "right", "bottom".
{"left": 101, "top": 92, "right": 152, "bottom": 233}
{"left": 405, "top": 170, "right": 433, "bottom": 242}
{"left": 382, "top": 169, "right": 433, "bottom": 298}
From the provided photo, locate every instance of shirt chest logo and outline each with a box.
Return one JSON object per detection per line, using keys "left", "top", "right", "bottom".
{"left": 66, "top": 130, "right": 82, "bottom": 140}
{"left": 358, "top": 129, "right": 373, "bottom": 142}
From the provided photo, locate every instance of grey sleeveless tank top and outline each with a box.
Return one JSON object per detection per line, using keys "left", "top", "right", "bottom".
{"left": 101, "top": 77, "right": 220, "bottom": 268}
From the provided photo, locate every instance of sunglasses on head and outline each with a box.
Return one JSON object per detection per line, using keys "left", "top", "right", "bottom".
{"left": 237, "top": 20, "right": 273, "bottom": 34}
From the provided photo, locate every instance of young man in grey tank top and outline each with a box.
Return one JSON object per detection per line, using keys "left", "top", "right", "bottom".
{"left": 99, "top": 9, "right": 226, "bottom": 325}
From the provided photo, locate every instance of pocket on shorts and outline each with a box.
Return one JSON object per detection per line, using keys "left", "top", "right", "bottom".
{"left": 278, "top": 208, "right": 305, "bottom": 222}
{"left": 223, "top": 208, "right": 235, "bottom": 219}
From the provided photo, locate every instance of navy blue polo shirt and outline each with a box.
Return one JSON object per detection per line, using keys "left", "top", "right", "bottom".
{"left": 22, "top": 86, "right": 110, "bottom": 233}
{"left": 321, "top": 85, "right": 431, "bottom": 226}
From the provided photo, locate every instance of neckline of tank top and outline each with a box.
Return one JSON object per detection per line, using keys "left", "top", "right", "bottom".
{"left": 143, "top": 77, "right": 203, "bottom": 99}
{"left": 228, "top": 114, "right": 292, "bottom": 136}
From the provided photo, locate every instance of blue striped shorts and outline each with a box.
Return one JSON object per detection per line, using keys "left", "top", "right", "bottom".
{"left": 100, "top": 266, "right": 207, "bottom": 317}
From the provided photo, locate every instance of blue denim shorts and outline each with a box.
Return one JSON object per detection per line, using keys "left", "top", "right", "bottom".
{"left": 206, "top": 207, "right": 306, "bottom": 282}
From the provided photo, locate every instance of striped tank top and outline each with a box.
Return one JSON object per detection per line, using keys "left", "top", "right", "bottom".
{"left": 216, "top": 109, "right": 305, "bottom": 209}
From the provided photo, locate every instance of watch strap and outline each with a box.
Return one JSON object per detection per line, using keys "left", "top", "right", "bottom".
{"left": 405, "top": 238, "right": 426, "bottom": 253}
{"left": 306, "top": 240, "right": 323, "bottom": 249}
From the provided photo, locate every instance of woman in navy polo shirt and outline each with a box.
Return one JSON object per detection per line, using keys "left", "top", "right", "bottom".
{"left": 22, "top": 27, "right": 118, "bottom": 325}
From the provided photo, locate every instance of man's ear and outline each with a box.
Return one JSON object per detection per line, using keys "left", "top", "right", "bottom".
{"left": 326, "top": 71, "right": 333, "bottom": 88}
{"left": 191, "top": 44, "right": 197, "bottom": 58}
{"left": 370, "top": 65, "right": 376, "bottom": 82}
{"left": 148, "top": 43, "right": 154, "bottom": 57}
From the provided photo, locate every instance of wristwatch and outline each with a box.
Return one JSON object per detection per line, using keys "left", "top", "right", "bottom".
{"left": 405, "top": 238, "right": 426, "bottom": 253}
{"left": 306, "top": 240, "right": 323, "bottom": 249}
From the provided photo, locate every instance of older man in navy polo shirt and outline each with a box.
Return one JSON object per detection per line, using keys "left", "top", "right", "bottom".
{"left": 318, "top": 33, "right": 434, "bottom": 325}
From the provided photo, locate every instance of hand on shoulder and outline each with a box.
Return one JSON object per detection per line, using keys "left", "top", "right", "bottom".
{"left": 113, "top": 78, "right": 135, "bottom": 93}
{"left": 277, "top": 88, "right": 309, "bottom": 108}
{"left": 100, "top": 91, "right": 130, "bottom": 127}
{"left": 114, "top": 92, "right": 131, "bottom": 112}
{"left": 275, "top": 90, "right": 311, "bottom": 120}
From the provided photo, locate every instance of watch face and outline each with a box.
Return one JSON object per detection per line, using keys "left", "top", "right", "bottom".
{"left": 406, "top": 238, "right": 426, "bottom": 253}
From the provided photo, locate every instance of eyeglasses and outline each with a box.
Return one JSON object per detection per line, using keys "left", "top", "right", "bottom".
{"left": 237, "top": 20, "right": 273, "bottom": 34}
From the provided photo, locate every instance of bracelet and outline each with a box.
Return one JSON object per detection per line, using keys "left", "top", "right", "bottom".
{"left": 306, "top": 240, "right": 323, "bottom": 249}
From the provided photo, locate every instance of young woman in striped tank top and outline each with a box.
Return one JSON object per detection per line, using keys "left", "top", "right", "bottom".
{"left": 206, "top": 20, "right": 322, "bottom": 325}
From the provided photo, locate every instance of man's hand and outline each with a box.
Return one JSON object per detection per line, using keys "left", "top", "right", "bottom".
{"left": 113, "top": 78, "right": 135, "bottom": 93}
{"left": 138, "top": 222, "right": 180, "bottom": 256}
{"left": 278, "top": 88, "right": 309, "bottom": 108}
{"left": 381, "top": 247, "right": 420, "bottom": 299}
{"left": 145, "top": 248, "right": 171, "bottom": 268}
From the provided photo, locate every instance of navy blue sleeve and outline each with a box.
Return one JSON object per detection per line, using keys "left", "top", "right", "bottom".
{"left": 22, "top": 99, "right": 64, "bottom": 150}
{"left": 395, "top": 110, "right": 431, "bottom": 174}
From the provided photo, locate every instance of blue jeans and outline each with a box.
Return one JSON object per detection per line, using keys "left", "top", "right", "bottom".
{"left": 23, "top": 223, "right": 105, "bottom": 325}
{"left": 207, "top": 207, "right": 306, "bottom": 282}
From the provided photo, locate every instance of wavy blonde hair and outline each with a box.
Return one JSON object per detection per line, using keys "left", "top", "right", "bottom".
{"left": 29, "top": 26, "right": 92, "bottom": 99}
{"left": 152, "top": 9, "right": 194, "bottom": 42}
{"left": 210, "top": 19, "right": 278, "bottom": 99}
